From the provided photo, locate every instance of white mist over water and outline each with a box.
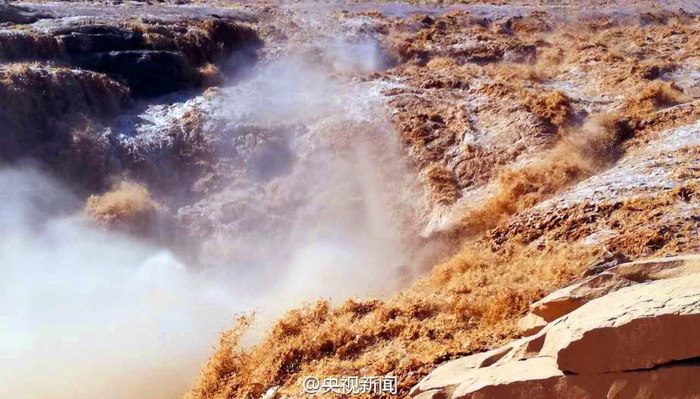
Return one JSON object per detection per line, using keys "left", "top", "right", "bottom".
{"left": 0, "top": 67, "right": 421, "bottom": 397}
{"left": 0, "top": 168, "right": 244, "bottom": 399}
{"left": 0, "top": 9, "right": 432, "bottom": 399}
{"left": 138, "top": 54, "right": 427, "bottom": 305}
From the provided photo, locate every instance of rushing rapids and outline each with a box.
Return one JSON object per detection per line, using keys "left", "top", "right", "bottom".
{"left": 1, "top": 0, "right": 699, "bottom": 398}
{"left": 0, "top": 3, "right": 437, "bottom": 398}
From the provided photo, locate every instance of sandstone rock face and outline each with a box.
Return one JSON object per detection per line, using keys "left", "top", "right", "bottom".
{"left": 410, "top": 256, "right": 700, "bottom": 399}
{"left": 606, "top": 254, "right": 700, "bottom": 282}
{"left": 518, "top": 254, "right": 700, "bottom": 333}
{"left": 517, "top": 313, "right": 547, "bottom": 336}
{"left": 449, "top": 358, "right": 700, "bottom": 399}
{"left": 530, "top": 272, "right": 634, "bottom": 322}
{"left": 582, "top": 252, "right": 631, "bottom": 277}
{"left": 413, "top": 345, "right": 516, "bottom": 392}
{"left": 542, "top": 273, "right": 700, "bottom": 374}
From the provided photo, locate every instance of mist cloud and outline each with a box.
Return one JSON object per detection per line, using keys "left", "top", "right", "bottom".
{"left": 0, "top": 14, "right": 429, "bottom": 399}
{"left": 0, "top": 168, "right": 242, "bottom": 399}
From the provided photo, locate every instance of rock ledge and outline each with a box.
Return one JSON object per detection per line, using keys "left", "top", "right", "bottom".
{"left": 411, "top": 255, "right": 700, "bottom": 399}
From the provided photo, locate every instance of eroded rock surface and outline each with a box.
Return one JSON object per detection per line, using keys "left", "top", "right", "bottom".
{"left": 411, "top": 259, "right": 700, "bottom": 399}
{"left": 519, "top": 254, "right": 700, "bottom": 330}
{"left": 543, "top": 273, "right": 700, "bottom": 374}
{"left": 447, "top": 357, "right": 700, "bottom": 399}
{"left": 529, "top": 272, "right": 634, "bottom": 322}
{"left": 517, "top": 313, "right": 547, "bottom": 337}
{"left": 608, "top": 254, "right": 700, "bottom": 282}
{"left": 0, "top": 4, "right": 262, "bottom": 191}
{"left": 1, "top": 17, "right": 261, "bottom": 96}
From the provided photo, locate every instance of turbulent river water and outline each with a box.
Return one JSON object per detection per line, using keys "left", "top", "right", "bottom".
{"left": 0, "top": 5, "right": 434, "bottom": 399}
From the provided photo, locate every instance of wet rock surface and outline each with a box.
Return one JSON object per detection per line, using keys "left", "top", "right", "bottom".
{"left": 72, "top": 50, "right": 195, "bottom": 97}
{"left": 0, "top": 65, "right": 130, "bottom": 189}
{"left": 1, "top": 16, "right": 261, "bottom": 96}
{"left": 0, "top": 1, "right": 43, "bottom": 24}
{"left": 0, "top": 2, "right": 262, "bottom": 191}
{"left": 56, "top": 25, "right": 142, "bottom": 53}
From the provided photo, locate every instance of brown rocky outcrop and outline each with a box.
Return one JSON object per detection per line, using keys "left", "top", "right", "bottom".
{"left": 0, "top": 65, "right": 130, "bottom": 190}
{"left": 0, "top": 8, "right": 261, "bottom": 96}
{"left": 516, "top": 254, "right": 700, "bottom": 335}
{"left": 517, "top": 313, "right": 547, "bottom": 337}
{"left": 411, "top": 257, "right": 700, "bottom": 399}
{"left": 542, "top": 273, "right": 700, "bottom": 374}
{"left": 418, "top": 357, "right": 700, "bottom": 399}
{"left": 607, "top": 254, "right": 700, "bottom": 282}
{"left": 529, "top": 272, "right": 635, "bottom": 322}
{"left": 0, "top": 4, "right": 263, "bottom": 191}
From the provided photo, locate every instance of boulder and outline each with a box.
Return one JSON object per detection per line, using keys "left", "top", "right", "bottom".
{"left": 541, "top": 273, "right": 700, "bottom": 374}
{"left": 517, "top": 313, "right": 547, "bottom": 336}
{"left": 530, "top": 272, "right": 634, "bottom": 322}
{"left": 451, "top": 357, "right": 700, "bottom": 399}
{"left": 606, "top": 254, "right": 700, "bottom": 282}
{"left": 411, "top": 269, "right": 700, "bottom": 399}
{"left": 582, "top": 251, "right": 630, "bottom": 276}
